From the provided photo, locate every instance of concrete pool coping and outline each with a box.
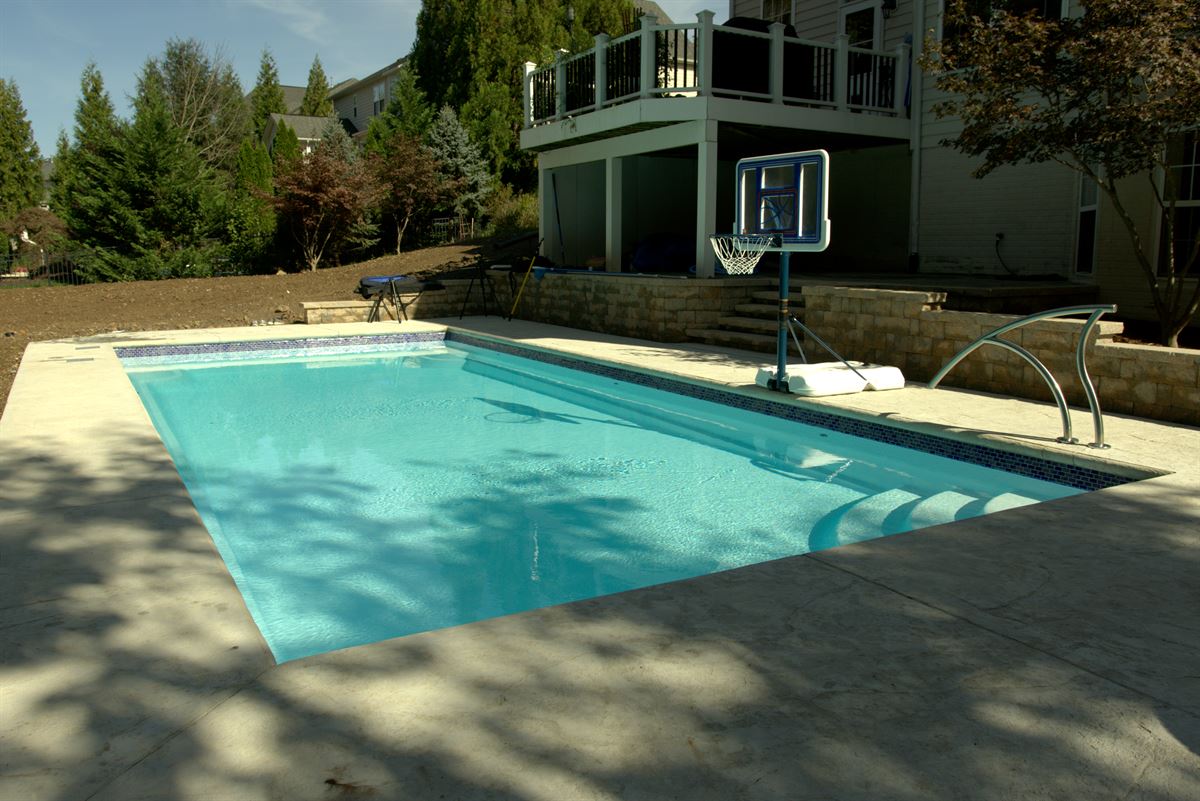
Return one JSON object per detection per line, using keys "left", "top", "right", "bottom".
{"left": 2, "top": 318, "right": 1197, "bottom": 800}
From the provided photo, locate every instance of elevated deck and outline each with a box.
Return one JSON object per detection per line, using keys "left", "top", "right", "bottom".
{"left": 520, "top": 12, "right": 911, "bottom": 153}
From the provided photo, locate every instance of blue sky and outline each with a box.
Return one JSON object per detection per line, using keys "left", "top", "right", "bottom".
{"left": 1, "top": 0, "right": 726, "bottom": 156}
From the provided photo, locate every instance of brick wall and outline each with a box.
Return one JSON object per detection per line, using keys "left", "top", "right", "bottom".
{"left": 803, "top": 286, "right": 1200, "bottom": 425}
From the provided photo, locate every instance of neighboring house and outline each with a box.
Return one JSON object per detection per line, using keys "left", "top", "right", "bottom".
{"left": 263, "top": 113, "right": 331, "bottom": 156}
{"left": 518, "top": 0, "right": 1197, "bottom": 328}
{"left": 330, "top": 59, "right": 406, "bottom": 140}
{"left": 280, "top": 84, "right": 307, "bottom": 114}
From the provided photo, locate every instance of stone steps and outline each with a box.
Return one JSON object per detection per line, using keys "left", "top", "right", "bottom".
{"left": 688, "top": 284, "right": 805, "bottom": 352}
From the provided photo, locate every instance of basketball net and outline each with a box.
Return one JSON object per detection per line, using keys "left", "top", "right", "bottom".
{"left": 709, "top": 234, "right": 775, "bottom": 275}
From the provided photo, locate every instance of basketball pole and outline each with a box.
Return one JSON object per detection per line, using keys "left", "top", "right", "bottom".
{"left": 775, "top": 250, "right": 791, "bottom": 392}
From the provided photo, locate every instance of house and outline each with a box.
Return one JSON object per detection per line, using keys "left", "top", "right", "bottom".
{"left": 330, "top": 59, "right": 407, "bottom": 140}
{"left": 519, "top": 1, "right": 1196, "bottom": 329}
{"left": 263, "top": 113, "right": 331, "bottom": 156}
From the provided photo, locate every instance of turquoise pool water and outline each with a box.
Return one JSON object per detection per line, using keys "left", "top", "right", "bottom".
{"left": 126, "top": 341, "right": 1081, "bottom": 662}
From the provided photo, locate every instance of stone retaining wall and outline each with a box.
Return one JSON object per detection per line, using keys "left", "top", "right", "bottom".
{"left": 302, "top": 276, "right": 1198, "bottom": 425}
{"left": 302, "top": 279, "right": 489, "bottom": 323}
{"left": 802, "top": 286, "right": 1199, "bottom": 425}
{"left": 491, "top": 270, "right": 771, "bottom": 341}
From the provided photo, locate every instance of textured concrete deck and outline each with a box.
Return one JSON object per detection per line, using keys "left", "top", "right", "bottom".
{"left": 1, "top": 318, "right": 1197, "bottom": 801}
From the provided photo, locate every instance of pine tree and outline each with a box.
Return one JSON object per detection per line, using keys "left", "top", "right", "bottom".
{"left": 318, "top": 117, "right": 355, "bottom": 163}
{"left": 364, "top": 64, "right": 434, "bottom": 154}
{"left": 426, "top": 105, "right": 492, "bottom": 222}
{"left": 115, "top": 67, "right": 217, "bottom": 278}
{"left": 271, "top": 122, "right": 302, "bottom": 169}
{"left": 235, "top": 137, "right": 273, "bottom": 193}
{"left": 299, "top": 56, "right": 333, "bottom": 117}
{"left": 250, "top": 49, "right": 287, "bottom": 139}
{"left": 412, "top": 0, "right": 635, "bottom": 184}
{"left": 0, "top": 78, "right": 43, "bottom": 220}
{"left": 56, "top": 63, "right": 128, "bottom": 277}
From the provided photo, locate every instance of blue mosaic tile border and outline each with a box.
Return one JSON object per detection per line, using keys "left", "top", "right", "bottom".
{"left": 448, "top": 331, "right": 1131, "bottom": 493}
{"left": 117, "top": 332, "right": 446, "bottom": 366}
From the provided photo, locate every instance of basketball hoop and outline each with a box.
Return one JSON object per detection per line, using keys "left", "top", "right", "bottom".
{"left": 709, "top": 234, "right": 775, "bottom": 275}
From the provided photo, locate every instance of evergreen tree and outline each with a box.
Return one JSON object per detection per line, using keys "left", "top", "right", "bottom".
{"left": 426, "top": 105, "right": 492, "bottom": 222}
{"left": 412, "top": 0, "right": 635, "bottom": 184}
{"left": 229, "top": 136, "right": 276, "bottom": 269}
{"left": 300, "top": 55, "right": 334, "bottom": 116}
{"left": 271, "top": 122, "right": 302, "bottom": 169}
{"left": 114, "top": 68, "right": 217, "bottom": 278}
{"left": 364, "top": 64, "right": 434, "bottom": 154}
{"left": 56, "top": 63, "right": 128, "bottom": 277}
{"left": 249, "top": 49, "right": 287, "bottom": 139}
{"left": 235, "top": 137, "right": 273, "bottom": 193}
{"left": 49, "top": 131, "right": 72, "bottom": 214}
{"left": 0, "top": 78, "right": 42, "bottom": 220}
{"left": 141, "top": 38, "right": 250, "bottom": 176}
{"left": 318, "top": 117, "right": 355, "bottom": 163}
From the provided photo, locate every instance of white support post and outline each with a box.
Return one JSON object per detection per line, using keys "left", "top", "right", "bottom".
{"left": 523, "top": 61, "right": 536, "bottom": 126}
{"left": 893, "top": 43, "right": 911, "bottom": 117}
{"left": 538, "top": 163, "right": 547, "bottom": 259}
{"left": 605, "top": 156, "right": 623, "bottom": 273}
{"left": 696, "top": 11, "right": 715, "bottom": 96}
{"left": 554, "top": 49, "right": 567, "bottom": 119}
{"left": 594, "top": 33, "right": 610, "bottom": 111}
{"left": 769, "top": 22, "right": 785, "bottom": 104}
{"left": 639, "top": 15, "right": 658, "bottom": 99}
{"left": 695, "top": 125, "right": 719, "bottom": 279}
{"left": 834, "top": 34, "right": 849, "bottom": 112}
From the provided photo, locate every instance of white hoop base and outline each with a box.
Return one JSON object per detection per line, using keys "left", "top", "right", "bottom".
{"left": 709, "top": 234, "right": 774, "bottom": 275}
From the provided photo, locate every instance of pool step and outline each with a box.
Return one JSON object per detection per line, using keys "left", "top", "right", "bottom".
{"left": 904, "top": 490, "right": 978, "bottom": 531}
{"left": 808, "top": 488, "right": 923, "bottom": 553}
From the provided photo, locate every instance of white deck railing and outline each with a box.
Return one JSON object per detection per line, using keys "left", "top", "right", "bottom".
{"left": 523, "top": 12, "right": 911, "bottom": 128}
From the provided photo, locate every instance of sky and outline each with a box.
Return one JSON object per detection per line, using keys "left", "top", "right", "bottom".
{"left": 1, "top": 0, "right": 727, "bottom": 156}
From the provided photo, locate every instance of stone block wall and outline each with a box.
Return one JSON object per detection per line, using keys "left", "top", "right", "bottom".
{"left": 302, "top": 279, "right": 491, "bottom": 323}
{"left": 802, "top": 286, "right": 1199, "bottom": 425}
{"left": 488, "top": 270, "right": 771, "bottom": 342}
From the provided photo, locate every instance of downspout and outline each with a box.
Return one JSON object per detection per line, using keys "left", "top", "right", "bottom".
{"left": 908, "top": 0, "right": 927, "bottom": 272}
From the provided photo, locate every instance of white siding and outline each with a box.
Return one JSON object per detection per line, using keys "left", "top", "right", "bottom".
{"left": 920, "top": 148, "right": 1077, "bottom": 274}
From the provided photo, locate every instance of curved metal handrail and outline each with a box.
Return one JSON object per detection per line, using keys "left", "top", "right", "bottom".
{"left": 927, "top": 304, "right": 1117, "bottom": 448}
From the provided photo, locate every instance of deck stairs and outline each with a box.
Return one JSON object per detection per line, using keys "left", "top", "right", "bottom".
{"left": 686, "top": 286, "right": 806, "bottom": 354}
{"left": 806, "top": 488, "right": 1039, "bottom": 553}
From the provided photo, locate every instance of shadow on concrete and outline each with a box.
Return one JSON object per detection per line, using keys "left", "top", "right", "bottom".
{"left": 2, "top": 436, "right": 1198, "bottom": 800}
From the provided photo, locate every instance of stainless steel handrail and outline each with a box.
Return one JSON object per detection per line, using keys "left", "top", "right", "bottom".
{"left": 927, "top": 304, "right": 1117, "bottom": 448}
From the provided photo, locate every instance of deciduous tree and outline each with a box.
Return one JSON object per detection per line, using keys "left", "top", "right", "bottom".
{"left": 925, "top": 0, "right": 1200, "bottom": 346}
{"left": 372, "top": 133, "right": 455, "bottom": 253}
{"left": 140, "top": 38, "right": 250, "bottom": 175}
{"left": 0, "top": 78, "right": 42, "bottom": 220}
{"left": 272, "top": 135, "right": 380, "bottom": 270}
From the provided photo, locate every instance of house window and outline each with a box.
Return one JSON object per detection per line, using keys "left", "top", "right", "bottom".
{"left": 1076, "top": 174, "right": 1098, "bottom": 275}
{"left": 762, "top": 0, "right": 792, "bottom": 25}
{"left": 372, "top": 82, "right": 387, "bottom": 116}
{"left": 840, "top": 1, "right": 882, "bottom": 50}
{"left": 1158, "top": 131, "right": 1200, "bottom": 277}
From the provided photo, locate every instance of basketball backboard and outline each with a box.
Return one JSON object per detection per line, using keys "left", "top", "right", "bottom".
{"left": 734, "top": 149, "right": 831, "bottom": 252}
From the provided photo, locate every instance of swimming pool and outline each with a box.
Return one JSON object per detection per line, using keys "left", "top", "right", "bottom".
{"left": 120, "top": 333, "right": 1126, "bottom": 663}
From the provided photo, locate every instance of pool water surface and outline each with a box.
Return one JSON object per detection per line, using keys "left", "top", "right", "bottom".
{"left": 125, "top": 339, "right": 1087, "bottom": 662}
